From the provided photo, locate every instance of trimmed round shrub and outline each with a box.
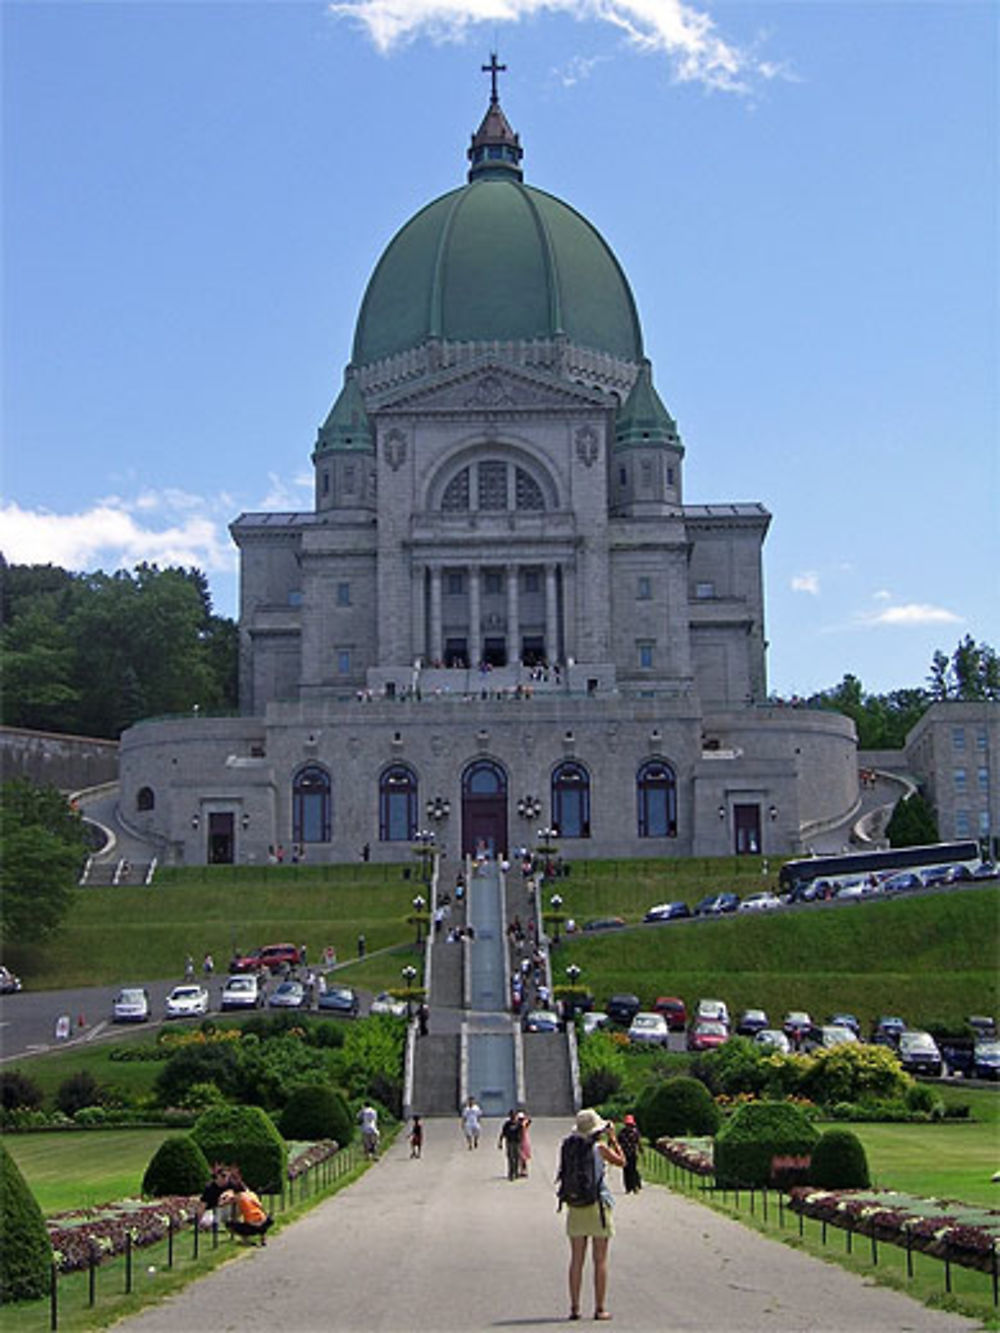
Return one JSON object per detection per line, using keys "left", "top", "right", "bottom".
{"left": 56, "top": 1070, "right": 101, "bottom": 1116}
{"left": 176, "top": 1081, "right": 226, "bottom": 1112}
{"left": 142, "top": 1135, "right": 211, "bottom": 1197}
{"left": 637, "top": 1077, "right": 721, "bottom": 1140}
{"left": 904, "top": 1082, "right": 941, "bottom": 1116}
{"left": 0, "top": 1141, "right": 52, "bottom": 1302}
{"left": 809, "top": 1128, "right": 870, "bottom": 1188}
{"left": 191, "top": 1104, "right": 287, "bottom": 1193}
{"left": 0, "top": 1071, "right": 44, "bottom": 1112}
{"left": 278, "top": 1084, "right": 353, "bottom": 1144}
{"left": 714, "top": 1100, "right": 819, "bottom": 1188}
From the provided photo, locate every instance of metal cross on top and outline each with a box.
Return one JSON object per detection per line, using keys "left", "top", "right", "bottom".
{"left": 482, "top": 52, "right": 506, "bottom": 105}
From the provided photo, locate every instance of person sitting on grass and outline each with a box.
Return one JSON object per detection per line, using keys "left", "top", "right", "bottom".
{"left": 220, "top": 1176, "right": 273, "bottom": 1247}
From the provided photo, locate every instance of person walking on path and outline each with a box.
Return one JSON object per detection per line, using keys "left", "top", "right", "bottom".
{"left": 619, "top": 1114, "right": 642, "bottom": 1194}
{"left": 461, "top": 1097, "right": 482, "bottom": 1150}
{"left": 517, "top": 1110, "right": 533, "bottom": 1177}
{"left": 558, "top": 1107, "right": 625, "bottom": 1322}
{"left": 409, "top": 1115, "right": 423, "bottom": 1159}
{"left": 359, "top": 1102, "right": 380, "bottom": 1159}
{"left": 498, "top": 1108, "right": 522, "bottom": 1181}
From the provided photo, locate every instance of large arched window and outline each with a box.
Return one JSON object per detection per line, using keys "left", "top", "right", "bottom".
{"left": 552, "top": 762, "right": 591, "bottom": 839}
{"left": 136, "top": 786, "right": 155, "bottom": 812}
{"left": 637, "top": 760, "right": 677, "bottom": 838}
{"left": 463, "top": 760, "right": 507, "bottom": 796}
{"left": 437, "top": 460, "right": 550, "bottom": 513}
{"left": 292, "top": 765, "right": 332, "bottom": 843}
{"left": 379, "top": 765, "right": 417, "bottom": 842}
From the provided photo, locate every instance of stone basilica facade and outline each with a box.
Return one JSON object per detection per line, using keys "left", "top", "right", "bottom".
{"left": 119, "top": 77, "right": 858, "bottom": 867}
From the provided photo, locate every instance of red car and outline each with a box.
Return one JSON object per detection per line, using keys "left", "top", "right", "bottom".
{"left": 687, "top": 1020, "right": 728, "bottom": 1052}
{"left": 230, "top": 942, "right": 301, "bottom": 974}
{"left": 653, "top": 996, "right": 687, "bottom": 1031}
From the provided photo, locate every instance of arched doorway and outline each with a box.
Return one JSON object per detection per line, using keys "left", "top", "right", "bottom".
{"left": 461, "top": 759, "right": 508, "bottom": 857}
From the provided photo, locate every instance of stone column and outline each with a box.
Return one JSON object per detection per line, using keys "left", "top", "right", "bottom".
{"left": 506, "top": 563, "right": 520, "bottom": 665}
{"left": 545, "top": 563, "right": 559, "bottom": 665}
{"left": 468, "top": 565, "right": 481, "bottom": 668}
{"left": 429, "top": 564, "right": 443, "bottom": 665}
{"left": 412, "top": 564, "right": 427, "bottom": 664}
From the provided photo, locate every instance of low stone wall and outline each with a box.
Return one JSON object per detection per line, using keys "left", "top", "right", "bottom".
{"left": 0, "top": 726, "right": 119, "bottom": 791}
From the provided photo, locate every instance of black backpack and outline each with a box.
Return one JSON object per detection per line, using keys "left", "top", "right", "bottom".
{"left": 556, "top": 1133, "right": 601, "bottom": 1213}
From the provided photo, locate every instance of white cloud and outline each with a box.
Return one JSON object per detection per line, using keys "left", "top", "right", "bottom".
{"left": 0, "top": 495, "right": 236, "bottom": 577}
{"left": 872, "top": 588, "right": 892, "bottom": 602}
{"left": 553, "top": 54, "right": 607, "bottom": 87}
{"left": 791, "top": 571, "right": 820, "bottom": 595}
{"left": 860, "top": 603, "right": 963, "bottom": 628}
{"left": 327, "top": 0, "right": 783, "bottom": 94}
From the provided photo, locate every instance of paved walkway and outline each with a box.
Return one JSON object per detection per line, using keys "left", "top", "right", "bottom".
{"left": 120, "top": 1119, "right": 975, "bottom": 1333}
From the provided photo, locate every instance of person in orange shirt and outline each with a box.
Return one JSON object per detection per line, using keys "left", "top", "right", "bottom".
{"left": 220, "top": 1179, "right": 273, "bottom": 1246}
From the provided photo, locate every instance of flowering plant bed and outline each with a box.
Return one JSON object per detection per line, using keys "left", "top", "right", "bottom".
{"left": 46, "top": 1139, "right": 343, "bottom": 1272}
{"left": 788, "top": 1188, "right": 1000, "bottom": 1273}
{"left": 655, "top": 1137, "right": 715, "bottom": 1177}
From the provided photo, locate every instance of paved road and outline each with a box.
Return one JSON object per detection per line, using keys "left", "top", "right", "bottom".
{"left": 119, "top": 1118, "right": 976, "bottom": 1333}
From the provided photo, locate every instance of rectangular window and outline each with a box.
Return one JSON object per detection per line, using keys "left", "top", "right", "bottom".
{"left": 954, "top": 767, "right": 967, "bottom": 792}
{"left": 637, "top": 576, "right": 652, "bottom": 600}
{"left": 446, "top": 572, "right": 464, "bottom": 595}
{"left": 977, "top": 729, "right": 988, "bottom": 751}
{"left": 666, "top": 466, "right": 675, "bottom": 487}
{"left": 952, "top": 727, "right": 966, "bottom": 750}
{"left": 523, "top": 571, "right": 539, "bottom": 594}
{"left": 955, "top": 809, "right": 970, "bottom": 837}
{"left": 638, "top": 641, "right": 654, "bottom": 670}
{"left": 979, "top": 810, "right": 991, "bottom": 835}
{"left": 322, "top": 471, "right": 330, "bottom": 495}
{"left": 695, "top": 582, "right": 715, "bottom": 599}
{"left": 336, "top": 582, "right": 351, "bottom": 607}
{"left": 478, "top": 461, "right": 507, "bottom": 510}
{"left": 337, "top": 650, "right": 351, "bottom": 674}
{"left": 288, "top": 590, "right": 303, "bottom": 607}
{"left": 619, "top": 466, "right": 627, "bottom": 486}
{"left": 978, "top": 767, "right": 989, "bottom": 792}
{"left": 485, "top": 571, "right": 503, "bottom": 595}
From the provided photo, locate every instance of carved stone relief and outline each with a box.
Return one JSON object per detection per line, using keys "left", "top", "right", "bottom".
{"left": 383, "top": 429, "right": 407, "bottom": 471}
{"left": 576, "top": 426, "right": 600, "bottom": 468}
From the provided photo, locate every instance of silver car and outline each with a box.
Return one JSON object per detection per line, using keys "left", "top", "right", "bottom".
{"left": 164, "top": 984, "right": 209, "bottom": 1019}
{"left": 628, "top": 1012, "right": 670, "bottom": 1046}
{"left": 112, "top": 987, "right": 150, "bottom": 1023}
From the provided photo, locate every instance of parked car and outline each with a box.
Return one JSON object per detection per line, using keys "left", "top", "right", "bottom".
{"left": 971, "top": 861, "right": 998, "bottom": 880}
{"left": 695, "top": 998, "right": 730, "bottom": 1028}
{"left": 880, "top": 871, "right": 922, "bottom": 894}
{"left": 694, "top": 892, "right": 739, "bottom": 915}
{"left": 0, "top": 965, "right": 22, "bottom": 994}
{"left": 828, "top": 1013, "right": 861, "bottom": 1036}
{"left": 269, "top": 979, "right": 309, "bottom": 1009}
{"left": 605, "top": 993, "right": 641, "bottom": 1025}
{"left": 973, "top": 1040, "right": 1000, "bottom": 1080}
{"left": 738, "top": 891, "right": 782, "bottom": 912}
{"left": 220, "top": 974, "right": 265, "bottom": 1010}
{"left": 370, "top": 991, "right": 407, "bottom": 1017}
{"left": 833, "top": 879, "right": 871, "bottom": 901}
{"left": 804, "top": 1024, "right": 858, "bottom": 1052}
{"left": 897, "top": 1030, "right": 943, "bottom": 1078}
{"left": 112, "top": 987, "right": 151, "bottom": 1023}
{"left": 317, "top": 985, "right": 359, "bottom": 1017}
{"left": 919, "top": 865, "right": 954, "bottom": 888}
{"left": 164, "top": 984, "right": 209, "bottom": 1018}
{"left": 968, "top": 1015, "right": 997, "bottom": 1039}
{"left": 628, "top": 1012, "right": 670, "bottom": 1046}
{"left": 871, "top": 1015, "right": 906, "bottom": 1048}
{"left": 782, "top": 1011, "right": 812, "bottom": 1045}
{"left": 652, "top": 996, "right": 687, "bottom": 1031}
{"left": 754, "top": 1029, "right": 791, "bottom": 1054}
{"left": 643, "top": 901, "right": 691, "bottom": 923}
{"left": 736, "top": 1008, "right": 769, "bottom": 1037}
{"left": 522, "top": 1009, "right": 560, "bottom": 1033}
{"left": 257, "top": 943, "right": 303, "bottom": 972}
{"left": 582, "top": 917, "right": 626, "bottom": 932}
{"left": 581, "top": 1012, "right": 610, "bottom": 1036}
{"left": 687, "top": 1020, "right": 728, "bottom": 1052}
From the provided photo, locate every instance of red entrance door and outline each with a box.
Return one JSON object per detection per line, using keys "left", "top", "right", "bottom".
{"left": 461, "top": 760, "right": 508, "bottom": 857}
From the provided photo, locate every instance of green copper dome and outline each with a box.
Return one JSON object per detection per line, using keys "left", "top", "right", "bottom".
{"left": 352, "top": 177, "right": 644, "bottom": 368}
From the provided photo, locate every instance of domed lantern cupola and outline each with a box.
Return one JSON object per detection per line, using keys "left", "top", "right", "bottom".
{"left": 467, "top": 53, "right": 524, "bottom": 182}
{"left": 612, "top": 360, "right": 685, "bottom": 516}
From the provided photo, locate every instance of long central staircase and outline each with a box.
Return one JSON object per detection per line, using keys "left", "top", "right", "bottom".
{"left": 408, "top": 859, "right": 576, "bottom": 1121}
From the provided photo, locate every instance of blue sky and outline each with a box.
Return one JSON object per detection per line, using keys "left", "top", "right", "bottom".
{"left": 3, "top": 0, "right": 996, "bottom": 697}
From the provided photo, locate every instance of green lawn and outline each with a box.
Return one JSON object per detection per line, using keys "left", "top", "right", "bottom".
{"left": 4, "top": 1130, "right": 171, "bottom": 1213}
{"left": 848, "top": 1120, "right": 1000, "bottom": 1207}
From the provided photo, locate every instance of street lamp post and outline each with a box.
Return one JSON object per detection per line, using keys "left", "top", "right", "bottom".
{"left": 565, "top": 963, "right": 582, "bottom": 1019}
{"left": 401, "top": 964, "right": 417, "bottom": 1019}
{"left": 412, "top": 894, "right": 426, "bottom": 946}
{"left": 550, "top": 891, "right": 563, "bottom": 945}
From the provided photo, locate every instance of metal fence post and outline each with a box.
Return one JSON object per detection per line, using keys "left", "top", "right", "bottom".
{"left": 50, "top": 1259, "right": 58, "bottom": 1331}
{"left": 125, "top": 1233, "right": 133, "bottom": 1294}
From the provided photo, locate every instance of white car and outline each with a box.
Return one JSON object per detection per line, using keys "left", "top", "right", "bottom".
{"left": 738, "top": 892, "right": 783, "bottom": 912}
{"left": 696, "top": 998, "right": 730, "bottom": 1028}
{"left": 220, "top": 974, "right": 264, "bottom": 1010}
{"left": 112, "top": 987, "right": 150, "bottom": 1023}
{"left": 164, "top": 984, "right": 209, "bottom": 1018}
{"left": 369, "top": 990, "right": 407, "bottom": 1018}
{"left": 581, "top": 1012, "right": 610, "bottom": 1036}
{"left": 755, "top": 1028, "right": 791, "bottom": 1054}
{"left": 628, "top": 1012, "right": 670, "bottom": 1046}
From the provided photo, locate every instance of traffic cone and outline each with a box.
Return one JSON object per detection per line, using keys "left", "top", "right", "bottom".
{"left": 78, "top": 1013, "right": 86, "bottom": 1028}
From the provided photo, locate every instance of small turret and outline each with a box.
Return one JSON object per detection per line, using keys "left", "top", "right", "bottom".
{"left": 612, "top": 361, "right": 685, "bottom": 515}
{"left": 467, "top": 53, "right": 523, "bottom": 182}
{"left": 312, "top": 372, "right": 375, "bottom": 515}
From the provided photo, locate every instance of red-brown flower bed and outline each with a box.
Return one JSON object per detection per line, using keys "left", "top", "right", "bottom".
{"left": 48, "top": 1197, "right": 197, "bottom": 1273}
{"left": 654, "top": 1137, "right": 715, "bottom": 1177}
{"left": 788, "top": 1188, "right": 1000, "bottom": 1273}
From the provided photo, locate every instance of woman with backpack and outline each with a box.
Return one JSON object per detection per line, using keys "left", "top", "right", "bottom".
{"left": 557, "top": 1108, "right": 625, "bottom": 1322}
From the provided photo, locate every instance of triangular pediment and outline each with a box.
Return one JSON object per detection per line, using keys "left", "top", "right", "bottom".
{"left": 372, "top": 360, "right": 610, "bottom": 416}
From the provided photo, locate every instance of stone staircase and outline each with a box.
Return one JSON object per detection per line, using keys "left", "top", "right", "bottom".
{"left": 410, "top": 1033, "right": 460, "bottom": 1116}
{"left": 522, "top": 1030, "right": 574, "bottom": 1116}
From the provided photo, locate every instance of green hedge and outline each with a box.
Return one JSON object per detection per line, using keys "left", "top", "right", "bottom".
{"left": 809, "top": 1128, "right": 870, "bottom": 1188}
{"left": 278, "top": 1084, "right": 353, "bottom": 1144}
{"left": 191, "top": 1105, "right": 287, "bottom": 1193}
{"left": 142, "top": 1135, "right": 211, "bottom": 1197}
{"left": 637, "top": 1077, "right": 720, "bottom": 1140}
{"left": 714, "top": 1100, "right": 819, "bottom": 1188}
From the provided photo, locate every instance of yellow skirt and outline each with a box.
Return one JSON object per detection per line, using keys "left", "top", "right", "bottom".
{"left": 565, "top": 1202, "right": 614, "bottom": 1239}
